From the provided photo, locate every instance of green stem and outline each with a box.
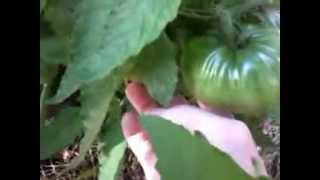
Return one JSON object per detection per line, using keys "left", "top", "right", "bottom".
{"left": 178, "top": 10, "right": 213, "bottom": 20}
{"left": 174, "top": 29, "right": 187, "bottom": 68}
{"left": 181, "top": 7, "right": 215, "bottom": 14}
{"left": 40, "top": 84, "right": 48, "bottom": 125}
{"left": 237, "top": 28, "right": 252, "bottom": 48}
{"left": 216, "top": 6, "right": 238, "bottom": 50}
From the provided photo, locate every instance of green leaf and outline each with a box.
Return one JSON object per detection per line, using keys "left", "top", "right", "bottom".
{"left": 40, "top": 36, "right": 71, "bottom": 65}
{"left": 43, "top": 0, "right": 79, "bottom": 36}
{"left": 40, "top": 107, "right": 83, "bottom": 160}
{"left": 99, "top": 142, "right": 126, "bottom": 180}
{"left": 129, "top": 34, "right": 178, "bottom": 106}
{"left": 50, "top": 0, "right": 182, "bottom": 104}
{"left": 98, "top": 112, "right": 126, "bottom": 180}
{"left": 140, "top": 115, "right": 267, "bottom": 180}
{"left": 62, "top": 67, "right": 126, "bottom": 173}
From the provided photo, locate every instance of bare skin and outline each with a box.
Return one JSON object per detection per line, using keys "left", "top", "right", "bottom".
{"left": 121, "top": 82, "right": 268, "bottom": 180}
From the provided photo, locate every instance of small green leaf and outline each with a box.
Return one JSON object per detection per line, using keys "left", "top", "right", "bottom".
{"left": 41, "top": 36, "right": 71, "bottom": 65}
{"left": 40, "top": 107, "right": 83, "bottom": 160}
{"left": 98, "top": 113, "right": 126, "bottom": 180}
{"left": 140, "top": 115, "right": 267, "bottom": 180}
{"left": 129, "top": 34, "right": 178, "bottom": 106}
{"left": 50, "top": 0, "right": 182, "bottom": 104}
{"left": 99, "top": 142, "right": 126, "bottom": 180}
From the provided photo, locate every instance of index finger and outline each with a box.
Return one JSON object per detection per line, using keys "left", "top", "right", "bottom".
{"left": 125, "top": 81, "right": 158, "bottom": 113}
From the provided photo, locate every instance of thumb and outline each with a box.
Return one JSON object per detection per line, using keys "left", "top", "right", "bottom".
{"left": 125, "top": 82, "right": 158, "bottom": 114}
{"left": 121, "top": 112, "right": 160, "bottom": 180}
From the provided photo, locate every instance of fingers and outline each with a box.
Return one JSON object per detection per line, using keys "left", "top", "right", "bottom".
{"left": 125, "top": 82, "right": 158, "bottom": 114}
{"left": 126, "top": 134, "right": 160, "bottom": 180}
{"left": 123, "top": 82, "right": 267, "bottom": 177}
{"left": 121, "top": 112, "right": 160, "bottom": 180}
{"left": 121, "top": 112, "right": 145, "bottom": 138}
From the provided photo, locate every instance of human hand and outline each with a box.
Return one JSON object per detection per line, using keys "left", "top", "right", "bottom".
{"left": 121, "top": 82, "right": 268, "bottom": 180}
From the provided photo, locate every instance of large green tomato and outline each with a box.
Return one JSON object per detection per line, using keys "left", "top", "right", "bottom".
{"left": 181, "top": 24, "right": 280, "bottom": 116}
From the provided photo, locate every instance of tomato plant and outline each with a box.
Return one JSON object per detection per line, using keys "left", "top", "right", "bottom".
{"left": 40, "top": 0, "right": 280, "bottom": 179}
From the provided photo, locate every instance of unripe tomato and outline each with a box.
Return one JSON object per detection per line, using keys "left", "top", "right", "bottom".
{"left": 181, "top": 24, "right": 280, "bottom": 116}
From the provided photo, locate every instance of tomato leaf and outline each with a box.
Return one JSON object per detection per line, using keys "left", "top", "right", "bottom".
{"left": 61, "top": 67, "right": 125, "bottom": 173}
{"left": 129, "top": 34, "right": 178, "bottom": 106}
{"left": 40, "top": 107, "right": 83, "bottom": 160}
{"left": 43, "top": 0, "right": 79, "bottom": 36}
{"left": 49, "top": 0, "right": 182, "bottom": 104}
{"left": 98, "top": 109, "right": 126, "bottom": 180}
{"left": 140, "top": 115, "right": 268, "bottom": 180}
{"left": 99, "top": 141, "right": 126, "bottom": 180}
{"left": 40, "top": 36, "right": 71, "bottom": 65}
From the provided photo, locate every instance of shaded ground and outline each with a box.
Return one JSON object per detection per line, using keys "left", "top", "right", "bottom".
{"left": 119, "top": 149, "right": 146, "bottom": 180}
{"left": 261, "top": 121, "right": 280, "bottom": 180}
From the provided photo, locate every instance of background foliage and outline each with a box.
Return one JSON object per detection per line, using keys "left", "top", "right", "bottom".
{"left": 40, "top": 0, "right": 279, "bottom": 179}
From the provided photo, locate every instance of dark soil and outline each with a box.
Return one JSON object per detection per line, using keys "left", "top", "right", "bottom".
{"left": 119, "top": 149, "right": 146, "bottom": 180}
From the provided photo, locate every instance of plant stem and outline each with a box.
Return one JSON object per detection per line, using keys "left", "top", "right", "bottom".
{"left": 216, "top": 6, "right": 238, "bottom": 49}
{"left": 40, "top": 84, "right": 48, "bottom": 125}
{"left": 178, "top": 10, "right": 213, "bottom": 20}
